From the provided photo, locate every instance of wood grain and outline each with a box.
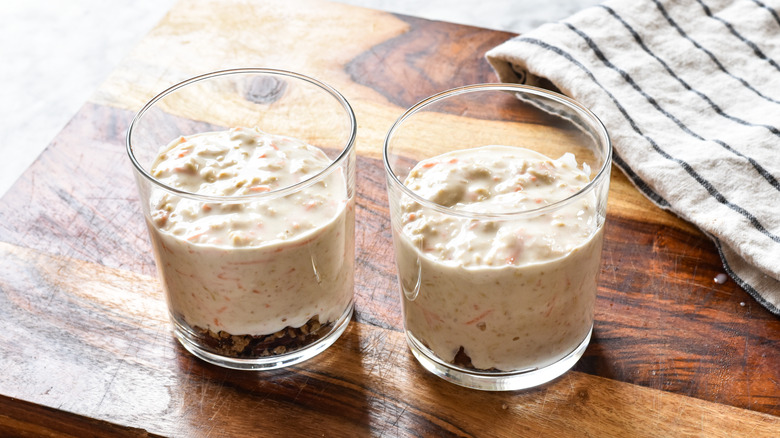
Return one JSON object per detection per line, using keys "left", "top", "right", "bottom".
{"left": 0, "top": 396, "right": 164, "bottom": 438}
{"left": 1, "top": 241, "right": 778, "bottom": 437}
{"left": 345, "top": 14, "right": 515, "bottom": 109}
{"left": 0, "top": 0, "right": 778, "bottom": 435}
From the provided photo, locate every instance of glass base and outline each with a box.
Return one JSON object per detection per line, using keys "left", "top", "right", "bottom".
{"left": 406, "top": 326, "right": 592, "bottom": 391}
{"left": 173, "top": 302, "right": 354, "bottom": 370}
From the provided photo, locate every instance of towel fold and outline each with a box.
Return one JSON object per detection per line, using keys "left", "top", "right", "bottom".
{"left": 486, "top": 0, "right": 780, "bottom": 315}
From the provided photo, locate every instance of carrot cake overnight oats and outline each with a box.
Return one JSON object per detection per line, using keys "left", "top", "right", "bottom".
{"left": 147, "top": 127, "right": 354, "bottom": 367}
{"left": 393, "top": 145, "right": 604, "bottom": 376}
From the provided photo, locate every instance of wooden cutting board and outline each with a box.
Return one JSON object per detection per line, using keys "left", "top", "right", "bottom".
{"left": 0, "top": 0, "right": 777, "bottom": 436}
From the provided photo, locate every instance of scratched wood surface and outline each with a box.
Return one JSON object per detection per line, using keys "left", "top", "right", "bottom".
{"left": 0, "top": 0, "right": 778, "bottom": 436}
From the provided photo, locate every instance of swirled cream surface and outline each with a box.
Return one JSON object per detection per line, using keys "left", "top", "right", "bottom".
{"left": 395, "top": 145, "right": 603, "bottom": 371}
{"left": 147, "top": 127, "right": 354, "bottom": 336}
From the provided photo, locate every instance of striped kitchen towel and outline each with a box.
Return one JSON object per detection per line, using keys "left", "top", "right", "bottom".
{"left": 486, "top": 0, "right": 780, "bottom": 315}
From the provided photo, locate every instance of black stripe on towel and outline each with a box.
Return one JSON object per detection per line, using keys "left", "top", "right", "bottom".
{"left": 697, "top": 0, "right": 780, "bottom": 73}
{"left": 513, "top": 36, "right": 672, "bottom": 206}
{"left": 516, "top": 35, "right": 780, "bottom": 244}
{"left": 651, "top": 0, "right": 780, "bottom": 106}
{"left": 598, "top": 5, "right": 780, "bottom": 193}
{"left": 751, "top": 0, "right": 780, "bottom": 28}
{"left": 613, "top": 151, "right": 670, "bottom": 208}
{"left": 711, "top": 234, "right": 780, "bottom": 315}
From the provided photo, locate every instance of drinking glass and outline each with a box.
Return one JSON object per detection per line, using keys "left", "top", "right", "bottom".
{"left": 384, "top": 84, "right": 611, "bottom": 390}
{"left": 127, "top": 69, "right": 356, "bottom": 370}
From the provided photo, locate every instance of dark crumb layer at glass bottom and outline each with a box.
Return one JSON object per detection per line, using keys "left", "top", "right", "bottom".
{"left": 452, "top": 346, "right": 501, "bottom": 372}
{"left": 187, "top": 315, "right": 332, "bottom": 359}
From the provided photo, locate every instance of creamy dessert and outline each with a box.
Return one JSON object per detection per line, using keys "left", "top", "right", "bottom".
{"left": 394, "top": 145, "right": 603, "bottom": 371}
{"left": 147, "top": 127, "right": 354, "bottom": 358}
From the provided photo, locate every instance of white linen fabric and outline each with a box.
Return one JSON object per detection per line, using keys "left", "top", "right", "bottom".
{"left": 486, "top": 0, "right": 780, "bottom": 315}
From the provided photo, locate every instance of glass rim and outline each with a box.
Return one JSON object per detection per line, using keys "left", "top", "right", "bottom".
{"left": 126, "top": 68, "right": 357, "bottom": 202}
{"left": 382, "top": 83, "right": 612, "bottom": 220}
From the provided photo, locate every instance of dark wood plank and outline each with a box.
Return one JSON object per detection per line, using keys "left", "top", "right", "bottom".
{"left": 585, "top": 213, "right": 780, "bottom": 413}
{"left": 346, "top": 15, "right": 516, "bottom": 108}
{"left": 0, "top": 396, "right": 164, "bottom": 438}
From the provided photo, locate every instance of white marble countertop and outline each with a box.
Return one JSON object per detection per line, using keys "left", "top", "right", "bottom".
{"left": 0, "top": 0, "right": 599, "bottom": 197}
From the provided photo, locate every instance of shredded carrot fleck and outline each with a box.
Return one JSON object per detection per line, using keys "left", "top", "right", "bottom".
{"left": 187, "top": 231, "right": 207, "bottom": 241}
{"left": 249, "top": 186, "right": 270, "bottom": 192}
{"left": 422, "top": 308, "right": 444, "bottom": 326}
{"left": 465, "top": 310, "right": 493, "bottom": 325}
{"left": 422, "top": 162, "right": 437, "bottom": 168}
{"left": 202, "top": 204, "right": 212, "bottom": 212}
{"left": 448, "top": 158, "right": 458, "bottom": 164}
{"left": 544, "top": 297, "right": 557, "bottom": 317}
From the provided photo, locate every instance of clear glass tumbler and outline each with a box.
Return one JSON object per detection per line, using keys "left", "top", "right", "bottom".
{"left": 127, "top": 69, "right": 356, "bottom": 370}
{"left": 384, "top": 84, "right": 611, "bottom": 390}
